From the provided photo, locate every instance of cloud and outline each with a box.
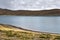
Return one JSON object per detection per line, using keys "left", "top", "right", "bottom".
{"left": 0, "top": 0, "right": 60, "bottom": 10}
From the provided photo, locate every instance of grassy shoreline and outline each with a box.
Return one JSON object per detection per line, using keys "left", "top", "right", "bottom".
{"left": 0, "top": 24, "right": 60, "bottom": 40}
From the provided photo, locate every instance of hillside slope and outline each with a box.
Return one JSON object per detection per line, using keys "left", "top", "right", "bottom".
{"left": 0, "top": 24, "right": 60, "bottom": 40}
{"left": 0, "top": 8, "right": 60, "bottom": 16}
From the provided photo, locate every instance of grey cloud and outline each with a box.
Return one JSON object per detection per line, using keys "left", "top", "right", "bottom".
{"left": 0, "top": 0, "right": 60, "bottom": 10}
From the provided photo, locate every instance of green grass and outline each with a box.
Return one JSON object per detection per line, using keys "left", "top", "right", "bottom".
{"left": 0, "top": 24, "right": 60, "bottom": 40}
{"left": 0, "top": 30, "right": 60, "bottom": 40}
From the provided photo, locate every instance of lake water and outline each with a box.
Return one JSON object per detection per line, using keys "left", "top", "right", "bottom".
{"left": 0, "top": 16, "right": 60, "bottom": 33}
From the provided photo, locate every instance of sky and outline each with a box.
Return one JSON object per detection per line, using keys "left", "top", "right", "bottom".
{"left": 0, "top": 0, "right": 60, "bottom": 10}
{"left": 0, "top": 16, "right": 60, "bottom": 33}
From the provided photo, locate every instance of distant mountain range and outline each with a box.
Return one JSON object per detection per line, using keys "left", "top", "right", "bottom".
{"left": 0, "top": 8, "right": 60, "bottom": 16}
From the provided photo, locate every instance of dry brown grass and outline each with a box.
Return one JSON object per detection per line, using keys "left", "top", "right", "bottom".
{"left": 0, "top": 24, "right": 60, "bottom": 40}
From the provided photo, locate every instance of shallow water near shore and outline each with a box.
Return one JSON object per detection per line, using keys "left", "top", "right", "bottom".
{"left": 0, "top": 15, "right": 60, "bottom": 33}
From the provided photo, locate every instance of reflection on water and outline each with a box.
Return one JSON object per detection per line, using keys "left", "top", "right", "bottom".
{"left": 0, "top": 16, "right": 60, "bottom": 33}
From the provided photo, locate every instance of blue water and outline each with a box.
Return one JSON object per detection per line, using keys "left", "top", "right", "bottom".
{"left": 0, "top": 16, "right": 60, "bottom": 33}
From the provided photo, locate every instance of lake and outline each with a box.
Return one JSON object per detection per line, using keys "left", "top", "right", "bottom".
{"left": 0, "top": 15, "right": 60, "bottom": 33}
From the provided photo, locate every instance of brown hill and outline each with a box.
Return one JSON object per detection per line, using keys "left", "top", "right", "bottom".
{"left": 0, "top": 8, "right": 60, "bottom": 16}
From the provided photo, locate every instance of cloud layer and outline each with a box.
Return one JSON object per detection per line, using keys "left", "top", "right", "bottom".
{"left": 0, "top": 0, "right": 60, "bottom": 10}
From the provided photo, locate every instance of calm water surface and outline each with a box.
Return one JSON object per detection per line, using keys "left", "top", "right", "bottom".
{"left": 0, "top": 16, "right": 60, "bottom": 33}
